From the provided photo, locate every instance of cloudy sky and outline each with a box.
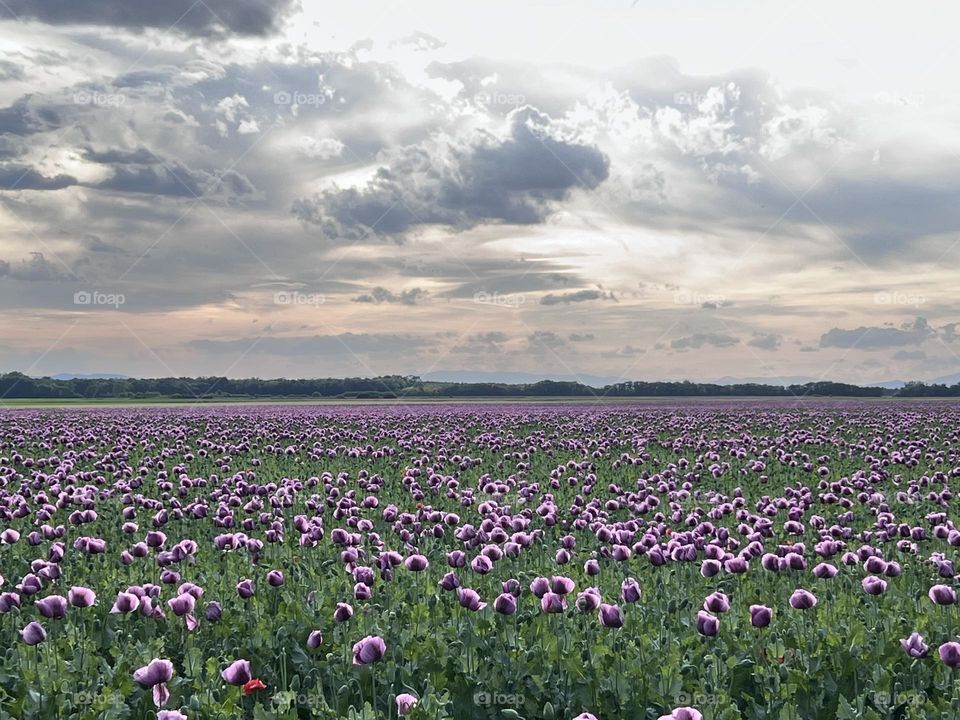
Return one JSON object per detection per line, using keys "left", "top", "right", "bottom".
{"left": 1, "top": 0, "right": 959, "bottom": 385}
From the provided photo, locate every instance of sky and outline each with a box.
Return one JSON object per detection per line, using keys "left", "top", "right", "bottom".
{"left": 1, "top": 0, "right": 959, "bottom": 385}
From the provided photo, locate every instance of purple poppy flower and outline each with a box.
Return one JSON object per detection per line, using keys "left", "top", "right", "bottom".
{"left": 36, "top": 595, "right": 68, "bottom": 619}
{"left": 901, "top": 632, "right": 929, "bottom": 658}
{"left": 438, "top": 572, "right": 460, "bottom": 591}
{"left": 236, "top": 579, "right": 254, "bottom": 599}
{"left": 789, "top": 589, "right": 817, "bottom": 609}
{"left": 157, "top": 712, "right": 188, "bottom": 720}
{"left": 266, "top": 570, "right": 284, "bottom": 587}
{"left": 352, "top": 635, "right": 387, "bottom": 665}
{"left": 334, "top": 602, "right": 354, "bottom": 622}
{"left": 396, "top": 693, "right": 418, "bottom": 716}
{"left": 68, "top": 586, "right": 96, "bottom": 608}
{"left": 204, "top": 601, "right": 222, "bottom": 622}
{"left": 541, "top": 592, "right": 566, "bottom": 614}
{"left": 861, "top": 576, "right": 887, "bottom": 596}
{"left": 20, "top": 621, "right": 46, "bottom": 645}
{"left": 493, "top": 593, "right": 518, "bottom": 615}
{"left": 929, "top": 584, "right": 957, "bottom": 605}
{"left": 110, "top": 591, "right": 141, "bottom": 614}
{"left": 134, "top": 658, "right": 174, "bottom": 687}
{"left": 471, "top": 555, "right": 493, "bottom": 575}
{"left": 621, "top": 578, "right": 641, "bottom": 604}
{"left": 659, "top": 709, "right": 703, "bottom": 720}
{"left": 529, "top": 577, "right": 549, "bottom": 598}
{"left": 0, "top": 592, "right": 20, "bottom": 613}
{"left": 939, "top": 642, "right": 960, "bottom": 668}
{"left": 354, "top": 582, "right": 372, "bottom": 600}
{"left": 812, "top": 563, "right": 837, "bottom": 579}
{"left": 599, "top": 603, "right": 624, "bottom": 628}
{"left": 584, "top": 559, "right": 601, "bottom": 576}
{"left": 458, "top": 588, "right": 487, "bottom": 611}
{"left": 703, "top": 592, "right": 730, "bottom": 614}
{"left": 221, "top": 659, "right": 252, "bottom": 685}
{"left": 405, "top": 554, "right": 429, "bottom": 572}
{"left": 572, "top": 715, "right": 599, "bottom": 720}
{"left": 576, "top": 589, "right": 602, "bottom": 613}
{"left": 168, "top": 593, "right": 195, "bottom": 617}
{"left": 749, "top": 604, "right": 772, "bottom": 628}
{"left": 307, "top": 630, "right": 323, "bottom": 649}
{"left": 696, "top": 611, "right": 719, "bottom": 637}
{"left": 700, "top": 559, "right": 721, "bottom": 578}
{"left": 550, "top": 576, "right": 575, "bottom": 595}
{"left": 724, "top": 557, "right": 749, "bottom": 574}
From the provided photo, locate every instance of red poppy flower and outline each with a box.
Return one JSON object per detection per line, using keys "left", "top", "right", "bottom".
{"left": 243, "top": 678, "right": 267, "bottom": 695}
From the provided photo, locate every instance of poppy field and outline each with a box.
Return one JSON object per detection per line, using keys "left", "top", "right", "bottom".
{"left": 2, "top": 402, "right": 960, "bottom": 720}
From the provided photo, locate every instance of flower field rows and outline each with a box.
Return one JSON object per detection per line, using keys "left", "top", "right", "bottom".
{"left": 1, "top": 403, "right": 960, "bottom": 719}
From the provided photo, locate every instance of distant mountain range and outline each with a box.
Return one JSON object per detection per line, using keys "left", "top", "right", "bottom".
{"left": 48, "top": 373, "right": 129, "bottom": 381}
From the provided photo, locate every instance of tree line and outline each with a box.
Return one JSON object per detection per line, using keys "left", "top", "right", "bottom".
{"left": 2, "top": 372, "right": 958, "bottom": 399}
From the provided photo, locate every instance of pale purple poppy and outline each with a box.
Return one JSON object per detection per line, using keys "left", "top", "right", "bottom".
{"left": 307, "top": 630, "right": 323, "bottom": 649}
{"left": 236, "top": 579, "right": 255, "bottom": 599}
{"left": 749, "top": 604, "right": 772, "bottom": 628}
{"left": 939, "top": 642, "right": 960, "bottom": 668}
{"left": 334, "top": 602, "right": 354, "bottom": 622}
{"left": 457, "top": 588, "right": 486, "bottom": 611}
{"left": 658, "top": 709, "right": 703, "bottom": 720}
{"left": 396, "top": 693, "right": 418, "bottom": 716}
{"left": 599, "top": 603, "right": 624, "bottom": 628}
{"left": 789, "top": 589, "right": 817, "bottom": 609}
{"left": 696, "top": 611, "right": 719, "bottom": 637}
{"left": 929, "top": 584, "right": 957, "bottom": 606}
{"left": 20, "top": 621, "right": 46, "bottom": 645}
{"left": 36, "top": 595, "right": 68, "bottom": 619}
{"left": 68, "top": 586, "right": 96, "bottom": 608}
{"left": 352, "top": 635, "right": 387, "bottom": 665}
{"left": 621, "top": 578, "right": 641, "bottom": 604}
{"left": 221, "top": 659, "right": 252, "bottom": 685}
{"left": 900, "top": 632, "right": 929, "bottom": 658}
{"left": 493, "top": 593, "right": 517, "bottom": 615}
{"left": 861, "top": 576, "right": 887, "bottom": 596}
{"left": 405, "top": 555, "right": 429, "bottom": 572}
{"left": 703, "top": 592, "right": 730, "bottom": 614}
{"left": 541, "top": 592, "right": 566, "bottom": 614}
{"left": 266, "top": 570, "right": 284, "bottom": 587}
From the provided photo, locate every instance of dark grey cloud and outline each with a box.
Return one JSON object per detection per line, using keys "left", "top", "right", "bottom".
{"left": 2, "top": 0, "right": 299, "bottom": 37}
{"left": 894, "top": 350, "right": 927, "bottom": 361}
{"left": 81, "top": 146, "right": 158, "bottom": 165}
{"left": 671, "top": 333, "right": 741, "bottom": 350}
{"left": 568, "top": 333, "right": 595, "bottom": 342}
{"left": 540, "top": 289, "right": 614, "bottom": 305}
{"left": 0, "top": 98, "right": 63, "bottom": 135}
{"left": 293, "top": 107, "right": 609, "bottom": 241}
{"left": 819, "top": 317, "right": 934, "bottom": 349}
{"left": 0, "top": 59, "right": 25, "bottom": 81}
{"left": 449, "top": 331, "right": 509, "bottom": 354}
{"left": 747, "top": 332, "right": 783, "bottom": 351}
{"left": 352, "top": 286, "right": 428, "bottom": 305}
{"left": 0, "top": 163, "right": 77, "bottom": 190}
{"left": 92, "top": 163, "right": 256, "bottom": 200}
{"left": 0, "top": 252, "right": 74, "bottom": 281}
{"left": 188, "top": 333, "right": 429, "bottom": 356}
